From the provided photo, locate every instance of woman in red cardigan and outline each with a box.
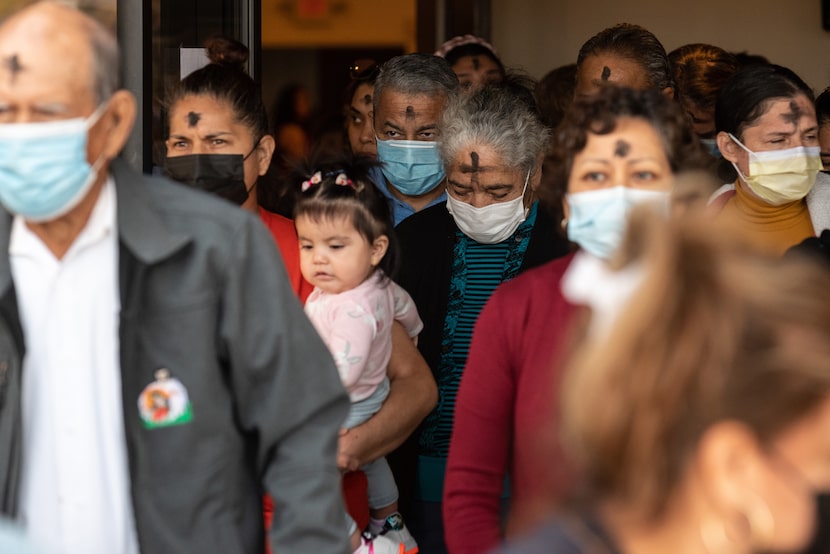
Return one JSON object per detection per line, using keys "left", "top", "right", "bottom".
{"left": 442, "top": 86, "right": 710, "bottom": 553}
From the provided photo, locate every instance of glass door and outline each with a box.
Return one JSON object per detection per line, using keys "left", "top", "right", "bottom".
{"left": 118, "top": 0, "right": 259, "bottom": 173}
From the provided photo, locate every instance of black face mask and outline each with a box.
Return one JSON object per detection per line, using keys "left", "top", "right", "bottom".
{"left": 164, "top": 153, "right": 250, "bottom": 205}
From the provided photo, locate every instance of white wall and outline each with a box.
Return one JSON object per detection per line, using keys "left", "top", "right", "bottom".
{"left": 492, "top": 0, "right": 830, "bottom": 92}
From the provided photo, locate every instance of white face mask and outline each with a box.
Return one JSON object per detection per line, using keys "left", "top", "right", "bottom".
{"left": 446, "top": 170, "right": 530, "bottom": 244}
{"left": 728, "top": 133, "right": 821, "bottom": 206}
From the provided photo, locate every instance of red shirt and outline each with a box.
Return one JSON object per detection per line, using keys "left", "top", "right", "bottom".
{"left": 259, "top": 208, "right": 314, "bottom": 302}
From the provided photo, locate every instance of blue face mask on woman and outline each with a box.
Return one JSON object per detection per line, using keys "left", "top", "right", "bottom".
{"left": 375, "top": 137, "right": 446, "bottom": 196}
{"left": 566, "top": 186, "right": 670, "bottom": 259}
{"left": 0, "top": 105, "right": 106, "bottom": 222}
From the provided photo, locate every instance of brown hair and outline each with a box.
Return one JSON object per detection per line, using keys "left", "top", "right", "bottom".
{"left": 668, "top": 43, "right": 738, "bottom": 111}
{"left": 538, "top": 86, "right": 708, "bottom": 217}
{"left": 561, "top": 209, "right": 830, "bottom": 520}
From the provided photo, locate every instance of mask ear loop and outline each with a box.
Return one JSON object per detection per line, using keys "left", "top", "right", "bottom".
{"left": 85, "top": 102, "right": 113, "bottom": 172}
{"left": 242, "top": 138, "right": 263, "bottom": 196}
{"left": 727, "top": 133, "right": 753, "bottom": 184}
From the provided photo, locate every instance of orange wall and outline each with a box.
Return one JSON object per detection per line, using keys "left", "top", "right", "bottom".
{"left": 261, "top": 0, "right": 416, "bottom": 52}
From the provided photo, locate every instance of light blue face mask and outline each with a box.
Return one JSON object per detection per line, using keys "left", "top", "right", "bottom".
{"left": 0, "top": 105, "right": 106, "bottom": 222}
{"left": 700, "top": 137, "right": 722, "bottom": 158}
{"left": 375, "top": 137, "right": 446, "bottom": 196}
{"left": 566, "top": 186, "right": 670, "bottom": 259}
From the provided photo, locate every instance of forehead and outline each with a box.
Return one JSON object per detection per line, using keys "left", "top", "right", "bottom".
{"left": 375, "top": 89, "right": 444, "bottom": 116}
{"left": 578, "top": 117, "right": 668, "bottom": 158}
{"left": 296, "top": 212, "right": 357, "bottom": 236}
{"left": 577, "top": 53, "right": 650, "bottom": 94}
{"left": 752, "top": 95, "right": 816, "bottom": 129}
{"left": 168, "top": 94, "right": 244, "bottom": 135}
{"left": 448, "top": 143, "right": 520, "bottom": 182}
{"left": 452, "top": 55, "right": 501, "bottom": 73}
{"left": 0, "top": 12, "right": 94, "bottom": 110}
{"left": 350, "top": 83, "right": 374, "bottom": 109}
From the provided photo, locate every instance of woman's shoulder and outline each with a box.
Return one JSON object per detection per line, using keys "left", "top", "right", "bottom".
{"left": 495, "top": 514, "right": 618, "bottom": 554}
{"left": 496, "top": 252, "right": 576, "bottom": 299}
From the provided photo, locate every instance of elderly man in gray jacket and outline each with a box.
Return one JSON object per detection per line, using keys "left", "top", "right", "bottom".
{"left": 0, "top": 3, "right": 350, "bottom": 553}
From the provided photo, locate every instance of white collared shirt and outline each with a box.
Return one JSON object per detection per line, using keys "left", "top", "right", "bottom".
{"left": 12, "top": 178, "right": 139, "bottom": 554}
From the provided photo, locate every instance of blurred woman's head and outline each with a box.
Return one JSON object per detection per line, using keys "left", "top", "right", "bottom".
{"left": 814, "top": 87, "right": 830, "bottom": 170}
{"left": 575, "top": 23, "right": 673, "bottom": 100}
{"left": 163, "top": 36, "right": 275, "bottom": 211}
{"left": 343, "top": 59, "right": 380, "bottom": 159}
{"left": 562, "top": 210, "right": 830, "bottom": 552}
{"left": 542, "top": 86, "right": 706, "bottom": 258}
{"left": 435, "top": 34, "right": 505, "bottom": 93}
{"left": 715, "top": 64, "right": 821, "bottom": 206}
{"left": 669, "top": 43, "right": 738, "bottom": 145}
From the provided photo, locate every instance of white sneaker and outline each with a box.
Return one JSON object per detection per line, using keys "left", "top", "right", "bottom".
{"left": 371, "top": 513, "right": 418, "bottom": 554}
{"left": 353, "top": 532, "right": 404, "bottom": 554}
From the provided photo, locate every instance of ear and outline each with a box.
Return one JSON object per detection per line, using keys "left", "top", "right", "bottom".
{"left": 529, "top": 154, "right": 544, "bottom": 193}
{"left": 255, "top": 134, "right": 276, "bottom": 176}
{"left": 370, "top": 234, "right": 389, "bottom": 267}
{"left": 696, "top": 421, "right": 766, "bottom": 515}
{"left": 718, "top": 131, "right": 740, "bottom": 164}
{"left": 662, "top": 86, "right": 675, "bottom": 100}
{"left": 98, "top": 89, "right": 136, "bottom": 160}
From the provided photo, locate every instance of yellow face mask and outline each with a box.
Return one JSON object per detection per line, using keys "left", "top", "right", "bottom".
{"left": 729, "top": 133, "right": 822, "bottom": 206}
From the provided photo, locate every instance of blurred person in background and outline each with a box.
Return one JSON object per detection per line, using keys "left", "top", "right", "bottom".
{"left": 435, "top": 34, "right": 505, "bottom": 93}
{"left": 497, "top": 208, "right": 830, "bottom": 554}
{"left": 574, "top": 23, "right": 674, "bottom": 100}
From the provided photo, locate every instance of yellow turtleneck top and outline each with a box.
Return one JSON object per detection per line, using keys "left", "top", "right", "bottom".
{"left": 718, "top": 181, "right": 814, "bottom": 255}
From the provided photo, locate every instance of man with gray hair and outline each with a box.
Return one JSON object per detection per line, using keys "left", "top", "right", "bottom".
{"left": 0, "top": 3, "right": 350, "bottom": 553}
{"left": 372, "top": 53, "right": 459, "bottom": 225}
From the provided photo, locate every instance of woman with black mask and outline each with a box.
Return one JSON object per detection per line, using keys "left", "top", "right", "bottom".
{"left": 163, "top": 36, "right": 312, "bottom": 299}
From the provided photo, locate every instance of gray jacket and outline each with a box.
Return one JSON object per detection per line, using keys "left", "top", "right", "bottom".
{"left": 0, "top": 160, "right": 351, "bottom": 553}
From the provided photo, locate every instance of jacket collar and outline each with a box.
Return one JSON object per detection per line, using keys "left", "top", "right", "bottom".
{"left": 111, "top": 158, "right": 192, "bottom": 265}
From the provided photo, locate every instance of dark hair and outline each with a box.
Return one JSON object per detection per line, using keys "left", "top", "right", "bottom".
{"left": 732, "top": 51, "right": 771, "bottom": 69}
{"left": 165, "top": 36, "right": 268, "bottom": 145}
{"left": 577, "top": 23, "right": 674, "bottom": 94}
{"left": 272, "top": 83, "right": 309, "bottom": 128}
{"left": 715, "top": 63, "right": 814, "bottom": 140}
{"left": 293, "top": 157, "right": 398, "bottom": 279}
{"left": 669, "top": 43, "right": 738, "bottom": 111}
{"left": 540, "top": 86, "right": 707, "bottom": 214}
{"left": 343, "top": 59, "right": 380, "bottom": 108}
{"left": 816, "top": 87, "right": 830, "bottom": 127}
{"left": 536, "top": 64, "right": 577, "bottom": 129}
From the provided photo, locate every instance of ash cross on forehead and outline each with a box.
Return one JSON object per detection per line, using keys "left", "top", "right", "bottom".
{"left": 614, "top": 139, "right": 630, "bottom": 157}
{"left": 3, "top": 54, "right": 24, "bottom": 85}
{"left": 780, "top": 100, "right": 801, "bottom": 125}
{"left": 362, "top": 93, "right": 371, "bottom": 105}
{"left": 472, "top": 57, "right": 480, "bottom": 70}
{"left": 601, "top": 66, "right": 611, "bottom": 81}
{"left": 187, "top": 111, "right": 201, "bottom": 127}
{"left": 460, "top": 151, "right": 481, "bottom": 184}
{"left": 405, "top": 105, "right": 415, "bottom": 119}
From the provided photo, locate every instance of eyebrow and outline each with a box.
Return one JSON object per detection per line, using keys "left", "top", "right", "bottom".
{"left": 168, "top": 131, "right": 233, "bottom": 141}
{"left": 448, "top": 179, "right": 513, "bottom": 190}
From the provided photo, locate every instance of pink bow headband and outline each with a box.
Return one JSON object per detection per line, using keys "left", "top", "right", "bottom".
{"left": 301, "top": 171, "right": 355, "bottom": 192}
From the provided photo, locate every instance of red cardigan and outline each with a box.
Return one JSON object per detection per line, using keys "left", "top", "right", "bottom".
{"left": 443, "top": 253, "right": 578, "bottom": 554}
